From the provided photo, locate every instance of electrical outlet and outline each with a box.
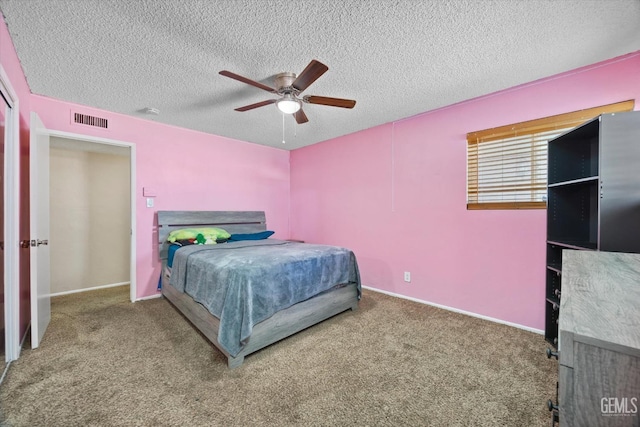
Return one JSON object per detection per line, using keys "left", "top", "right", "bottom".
{"left": 404, "top": 271, "right": 411, "bottom": 282}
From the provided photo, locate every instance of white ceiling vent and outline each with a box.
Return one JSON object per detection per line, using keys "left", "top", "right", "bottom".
{"left": 72, "top": 111, "right": 108, "bottom": 129}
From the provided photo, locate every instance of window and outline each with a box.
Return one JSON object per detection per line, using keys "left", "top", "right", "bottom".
{"left": 466, "top": 100, "right": 634, "bottom": 210}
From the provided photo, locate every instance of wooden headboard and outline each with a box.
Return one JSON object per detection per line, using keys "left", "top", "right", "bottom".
{"left": 157, "top": 211, "right": 267, "bottom": 260}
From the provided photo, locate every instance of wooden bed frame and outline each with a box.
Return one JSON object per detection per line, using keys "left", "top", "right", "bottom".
{"left": 157, "top": 211, "right": 359, "bottom": 368}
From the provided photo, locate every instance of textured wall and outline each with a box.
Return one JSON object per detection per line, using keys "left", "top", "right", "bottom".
{"left": 290, "top": 52, "right": 640, "bottom": 331}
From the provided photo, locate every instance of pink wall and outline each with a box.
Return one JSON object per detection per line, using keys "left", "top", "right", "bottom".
{"left": 30, "top": 96, "right": 291, "bottom": 299}
{"left": 1, "top": 13, "right": 33, "bottom": 338}
{"left": 290, "top": 51, "right": 640, "bottom": 331}
{"left": 4, "top": 5, "right": 640, "bottom": 329}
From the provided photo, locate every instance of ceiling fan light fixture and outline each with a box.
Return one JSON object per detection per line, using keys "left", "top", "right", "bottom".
{"left": 220, "top": 60, "right": 355, "bottom": 125}
{"left": 276, "top": 95, "right": 301, "bottom": 114}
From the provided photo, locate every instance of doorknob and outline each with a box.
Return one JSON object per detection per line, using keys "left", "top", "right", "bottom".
{"left": 20, "top": 240, "right": 30, "bottom": 248}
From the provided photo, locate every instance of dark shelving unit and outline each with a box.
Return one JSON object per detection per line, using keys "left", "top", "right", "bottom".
{"left": 544, "top": 111, "right": 640, "bottom": 346}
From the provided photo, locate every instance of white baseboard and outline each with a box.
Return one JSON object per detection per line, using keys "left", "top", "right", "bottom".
{"left": 0, "top": 325, "right": 29, "bottom": 385}
{"left": 50, "top": 282, "right": 130, "bottom": 297}
{"left": 362, "top": 285, "right": 544, "bottom": 335}
{"left": 134, "top": 293, "right": 163, "bottom": 302}
{"left": 0, "top": 360, "right": 11, "bottom": 386}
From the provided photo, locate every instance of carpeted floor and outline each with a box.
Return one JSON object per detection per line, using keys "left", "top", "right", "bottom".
{"left": 0, "top": 286, "right": 557, "bottom": 426}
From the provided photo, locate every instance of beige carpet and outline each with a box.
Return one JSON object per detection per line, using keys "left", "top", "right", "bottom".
{"left": 0, "top": 286, "right": 557, "bottom": 426}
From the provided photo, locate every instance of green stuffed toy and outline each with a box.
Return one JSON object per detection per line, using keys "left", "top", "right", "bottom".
{"left": 195, "top": 233, "right": 216, "bottom": 245}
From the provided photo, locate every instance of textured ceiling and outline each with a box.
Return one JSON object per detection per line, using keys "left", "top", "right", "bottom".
{"left": 1, "top": 0, "right": 640, "bottom": 150}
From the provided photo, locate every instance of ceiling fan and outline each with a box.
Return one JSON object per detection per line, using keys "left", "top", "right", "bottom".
{"left": 219, "top": 60, "right": 356, "bottom": 124}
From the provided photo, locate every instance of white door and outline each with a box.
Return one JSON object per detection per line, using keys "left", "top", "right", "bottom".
{"left": 1, "top": 93, "right": 8, "bottom": 363}
{"left": 29, "top": 112, "right": 50, "bottom": 349}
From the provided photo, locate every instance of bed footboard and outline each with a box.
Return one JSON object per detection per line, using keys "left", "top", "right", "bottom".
{"left": 162, "top": 274, "right": 358, "bottom": 368}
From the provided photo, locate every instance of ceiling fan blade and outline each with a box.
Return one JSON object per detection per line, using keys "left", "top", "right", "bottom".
{"left": 294, "top": 108, "right": 309, "bottom": 124}
{"left": 219, "top": 70, "right": 276, "bottom": 93}
{"left": 292, "top": 60, "right": 328, "bottom": 93}
{"left": 234, "top": 99, "right": 276, "bottom": 112}
{"left": 304, "top": 95, "right": 356, "bottom": 109}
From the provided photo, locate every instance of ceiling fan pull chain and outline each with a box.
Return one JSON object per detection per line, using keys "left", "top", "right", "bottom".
{"left": 282, "top": 111, "right": 286, "bottom": 144}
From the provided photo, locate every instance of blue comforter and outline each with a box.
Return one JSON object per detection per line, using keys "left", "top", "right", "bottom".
{"left": 169, "top": 240, "right": 361, "bottom": 357}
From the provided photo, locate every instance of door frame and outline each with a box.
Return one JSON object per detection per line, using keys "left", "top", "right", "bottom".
{"left": 0, "top": 64, "right": 21, "bottom": 362}
{"left": 40, "top": 129, "right": 136, "bottom": 303}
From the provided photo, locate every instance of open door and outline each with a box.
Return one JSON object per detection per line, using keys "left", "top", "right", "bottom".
{"left": 29, "top": 112, "right": 50, "bottom": 349}
{"left": 1, "top": 93, "right": 7, "bottom": 363}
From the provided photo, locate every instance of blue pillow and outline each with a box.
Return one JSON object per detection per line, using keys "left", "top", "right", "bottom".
{"left": 167, "top": 244, "right": 181, "bottom": 268}
{"left": 228, "top": 230, "right": 275, "bottom": 241}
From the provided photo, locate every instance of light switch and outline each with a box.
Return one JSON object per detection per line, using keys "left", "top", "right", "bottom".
{"left": 146, "top": 198, "right": 154, "bottom": 208}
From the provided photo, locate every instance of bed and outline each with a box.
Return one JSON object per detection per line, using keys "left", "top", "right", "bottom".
{"left": 158, "top": 211, "right": 361, "bottom": 368}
